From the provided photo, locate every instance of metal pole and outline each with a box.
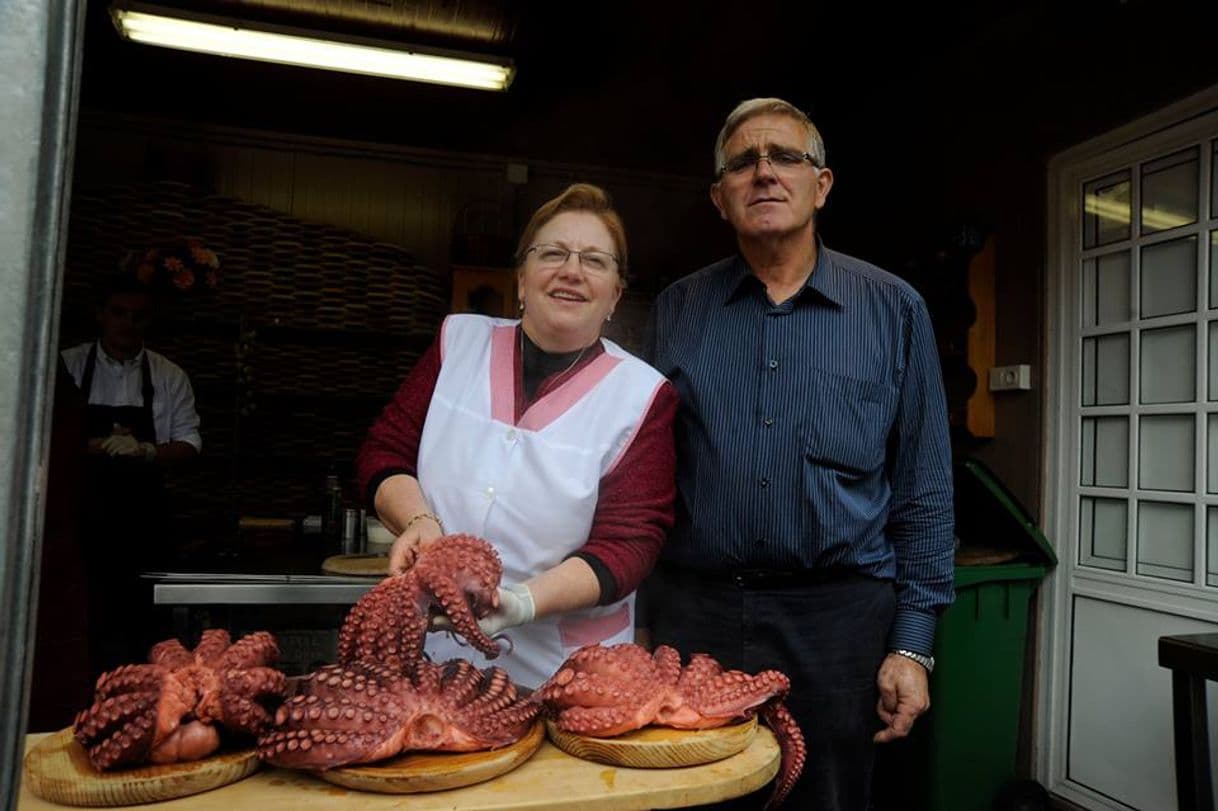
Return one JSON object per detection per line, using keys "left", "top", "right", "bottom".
{"left": 0, "top": 0, "right": 85, "bottom": 807}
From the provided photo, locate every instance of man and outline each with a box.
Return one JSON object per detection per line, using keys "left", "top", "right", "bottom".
{"left": 645, "top": 98, "right": 954, "bottom": 810}
{"left": 60, "top": 273, "right": 201, "bottom": 669}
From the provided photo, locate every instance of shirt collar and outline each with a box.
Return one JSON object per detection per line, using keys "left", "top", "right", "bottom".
{"left": 97, "top": 340, "right": 145, "bottom": 367}
{"left": 723, "top": 235, "right": 845, "bottom": 308}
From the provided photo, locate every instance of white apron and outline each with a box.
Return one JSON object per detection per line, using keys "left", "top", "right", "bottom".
{"left": 418, "top": 314, "right": 666, "bottom": 688}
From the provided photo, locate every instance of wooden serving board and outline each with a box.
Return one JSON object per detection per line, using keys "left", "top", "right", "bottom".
{"left": 22, "top": 728, "right": 260, "bottom": 807}
{"left": 545, "top": 716, "right": 757, "bottom": 768}
{"left": 321, "top": 554, "right": 389, "bottom": 577}
{"left": 318, "top": 719, "right": 544, "bottom": 793}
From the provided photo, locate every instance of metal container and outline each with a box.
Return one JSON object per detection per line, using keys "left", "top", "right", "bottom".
{"left": 341, "top": 508, "right": 358, "bottom": 555}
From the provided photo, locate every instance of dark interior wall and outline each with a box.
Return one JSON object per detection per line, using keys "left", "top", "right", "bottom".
{"left": 72, "top": 0, "right": 1218, "bottom": 518}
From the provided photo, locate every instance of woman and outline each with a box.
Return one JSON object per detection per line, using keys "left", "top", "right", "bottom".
{"left": 356, "top": 184, "right": 677, "bottom": 688}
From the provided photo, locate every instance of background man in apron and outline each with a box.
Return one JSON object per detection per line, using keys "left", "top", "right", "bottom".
{"left": 60, "top": 273, "right": 202, "bottom": 672}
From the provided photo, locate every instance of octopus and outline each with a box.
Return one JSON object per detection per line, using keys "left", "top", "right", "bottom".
{"left": 73, "top": 629, "right": 288, "bottom": 771}
{"left": 260, "top": 535, "right": 539, "bottom": 769}
{"left": 257, "top": 658, "right": 540, "bottom": 769}
{"left": 337, "top": 533, "right": 504, "bottom": 668}
{"left": 535, "top": 643, "right": 807, "bottom": 809}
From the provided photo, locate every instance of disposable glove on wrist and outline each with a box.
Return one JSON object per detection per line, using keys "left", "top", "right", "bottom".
{"left": 476, "top": 583, "right": 536, "bottom": 637}
{"left": 428, "top": 583, "right": 536, "bottom": 637}
{"left": 100, "top": 434, "right": 141, "bottom": 457}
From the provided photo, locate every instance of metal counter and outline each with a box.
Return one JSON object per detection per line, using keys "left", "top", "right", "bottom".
{"left": 145, "top": 572, "right": 376, "bottom": 605}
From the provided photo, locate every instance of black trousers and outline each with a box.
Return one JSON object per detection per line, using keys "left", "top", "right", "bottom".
{"left": 647, "top": 566, "right": 896, "bottom": 811}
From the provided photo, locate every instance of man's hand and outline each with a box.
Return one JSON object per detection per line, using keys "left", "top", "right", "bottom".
{"left": 387, "top": 515, "right": 444, "bottom": 574}
{"left": 429, "top": 583, "right": 535, "bottom": 637}
{"left": 874, "top": 652, "right": 931, "bottom": 743}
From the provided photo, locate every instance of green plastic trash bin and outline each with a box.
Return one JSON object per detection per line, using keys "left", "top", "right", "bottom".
{"left": 876, "top": 458, "right": 1057, "bottom": 811}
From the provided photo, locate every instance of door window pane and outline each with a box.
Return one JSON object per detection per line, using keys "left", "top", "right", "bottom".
{"left": 1082, "top": 417, "right": 1128, "bottom": 487}
{"left": 1138, "top": 415, "right": 1194, "bottom": 492}
{"left": 1209, "top": 415, "right": 1218, "bottom": 494}
{"left": 1083, "top": 170, "right": 1131, "bottom": 249}
{"left": 1210, "top": 231, "right": 1218, "bottom": 309}
{"left": 1140, "top": 325, "right": 1195, "bottom": 404}
{"left": 1083, "top": 251, "right": 1130, "bottom": 326}
{"left": 1211, "top": 140, "right": 1217, "bottom": 219}
{"left": 1082, "top": 334, "right": 1130, "bottom": 406}
{"left": 1080, "top": 497, "right": 1127, "bottom": 571}
{"left": 1209, "top": 322, "right": 1218, "bottom": 401}
{"left": 1140, "top": 236, "right": 1197, "bottom": 319}
{"left": 1136, "top": 500, "right": 1193, "bottom": 582}
{"left": 1141, "top": 147, "right": 1199, "bottom": 234}
{"left": 1208, "top": 507, "right": 1218, "bottom": 587}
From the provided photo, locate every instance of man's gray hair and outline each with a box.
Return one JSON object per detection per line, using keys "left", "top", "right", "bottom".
{"left": 713, "top": 98, "right": 826, "bottom": 175}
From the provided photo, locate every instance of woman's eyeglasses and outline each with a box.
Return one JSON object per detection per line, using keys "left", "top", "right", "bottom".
{"left": 524, "top": 244, "right": 619, "bottom": 275}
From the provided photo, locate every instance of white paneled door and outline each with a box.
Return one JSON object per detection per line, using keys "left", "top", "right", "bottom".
{"left": 1044, "top": 92, "right": 1218, "bottom": 810}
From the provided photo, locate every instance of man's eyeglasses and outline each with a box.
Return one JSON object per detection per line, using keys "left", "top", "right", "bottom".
{"left": 718, "top": 148, "right": 821, "bottom": 178}
{"left": 524, "top": 244, "right": 620, "bottom": 275}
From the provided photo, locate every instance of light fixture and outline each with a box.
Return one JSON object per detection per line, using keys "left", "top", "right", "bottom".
{"left": 109, "top": 2, "right": 514, "bottom": 91}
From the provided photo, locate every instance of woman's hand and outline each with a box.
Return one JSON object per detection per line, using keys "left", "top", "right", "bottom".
{"left": 388, "top": 513, "right": 444, "bottom": 574}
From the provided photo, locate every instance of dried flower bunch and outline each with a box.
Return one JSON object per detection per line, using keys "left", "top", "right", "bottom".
{"left": 132, "top": 237, "right": 221, "bottom": 293}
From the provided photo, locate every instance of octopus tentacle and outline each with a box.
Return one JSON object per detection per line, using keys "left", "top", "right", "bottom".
{"left": 337, "top": 573, "right": 428, "bottom": 667}
{"left": 261, "top": 692, "right": 406, "bottom": 769}
{"left": 217, "top": 631, "right": 279, "bottom": 670}
{"left": 73, "top": 693, "right": 160, "bottom": 770}
{"left": 683, "top": 671, "right": 791, "bottom": 718}
{"left": 148, "top": 639, "right": 193, "bottom": 670}
{"left": 760, "top": 701, "right": 806, "bottom": 811}
{"left": 217, "top": 666, "right": 289, "bottom": 735}
{"left": 415, "top": 566, "right": 500, "bottom": 657}
{"left": 191, "top": 629, "right": 232, "bottom": 666}
{"left": 92, "top": 664, "right": 165, "bottom": 701}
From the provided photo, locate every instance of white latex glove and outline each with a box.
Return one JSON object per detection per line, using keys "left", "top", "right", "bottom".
{"left": 101, "top": 434, "right": 141, "bottom": 457}
{"left": 430, "top": 583, "right": 535, "bottom": 637}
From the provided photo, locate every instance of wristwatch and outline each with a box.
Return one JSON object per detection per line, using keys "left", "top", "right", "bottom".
{"left": 892, "top": 649, "right": 935, "bottom": 674}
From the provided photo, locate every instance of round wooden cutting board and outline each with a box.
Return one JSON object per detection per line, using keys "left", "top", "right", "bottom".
{"left": 321, "top": 554, "right": 389, "bottom": 576}
{"left": 23, "top": 728, "right": 260, "bottom": 807}
{"left": 318, "top": 719, "right": 544, "bottom": 793}
{"left": 545, "top": 716, "right": 757, "bottom": 768}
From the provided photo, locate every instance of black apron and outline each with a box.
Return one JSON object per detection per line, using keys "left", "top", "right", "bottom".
{"left": 80, "top": 343, "right": 166, "bottom": 670}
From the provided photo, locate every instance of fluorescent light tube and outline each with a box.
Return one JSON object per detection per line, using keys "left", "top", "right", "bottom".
{"left": 110, "top": 4, "right": 514, "bottom": 91}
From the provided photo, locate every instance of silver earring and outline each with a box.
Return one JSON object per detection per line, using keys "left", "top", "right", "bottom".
{"left": 605, "top": 313, "right": 613, "bottom": 323}
{"left": 518, "top": 300, "right": 525, "bottom": 312}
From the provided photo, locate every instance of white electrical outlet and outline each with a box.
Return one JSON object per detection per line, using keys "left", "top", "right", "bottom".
{"left": 988, "top": 364, "right": 1032, "bottom": 391}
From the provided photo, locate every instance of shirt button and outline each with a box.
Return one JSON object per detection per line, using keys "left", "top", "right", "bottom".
{"left": 759, "top": 477, "right": 769, "bottom": 488}
{"left": 485, "top": 486, "right": 495, "bottom": 500}
{"left": 505, "top": 428, "right": 517, "bottom": 441}
{"left": 768, "top": 359, "right": 779, "bottom": 370}
{"left": 763, "top": 417, "right": 774, "bottom": 427}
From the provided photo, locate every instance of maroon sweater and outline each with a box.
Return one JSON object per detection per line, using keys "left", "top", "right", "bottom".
{"left": 356, "top": 331, "right": 677, "bottom": 604}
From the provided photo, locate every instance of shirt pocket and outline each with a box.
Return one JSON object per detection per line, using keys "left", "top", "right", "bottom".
{"left": 799, "top": 369, "right": 897, "bottom": 476}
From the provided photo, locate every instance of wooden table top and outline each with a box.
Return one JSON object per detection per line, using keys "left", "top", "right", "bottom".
{"left": 18, "top": 728, "right": 781, "bottom": 810}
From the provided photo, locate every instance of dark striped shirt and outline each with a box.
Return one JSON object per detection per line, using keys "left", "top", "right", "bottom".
{"left": 646, "top": 245, "right": 955, "bottom": 654}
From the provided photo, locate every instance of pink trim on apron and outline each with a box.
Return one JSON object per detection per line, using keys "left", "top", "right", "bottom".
{"left": 489, "top": 325, "right": 517, "bottom": 425}
{"left": 519, "top": 352, "right": 622, "bottom": 433}
{"left": 557, "top": 603, "right": 632, "bottom": 648}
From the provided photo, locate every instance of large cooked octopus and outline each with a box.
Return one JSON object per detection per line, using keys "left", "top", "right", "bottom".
{"left": 337, "top": 533, "right": 503, "bottom": 668}
{"left": 258, "top": 658, "right": 540, "bottom": 769}
{"left": 260, "top": 535, "right": 538, "bottom": 769}
{"left": 535, "top": 643, "right": 806, "bottom": 809}
{"left": 73, "top": 629, "right": 288, "bottom": 770}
